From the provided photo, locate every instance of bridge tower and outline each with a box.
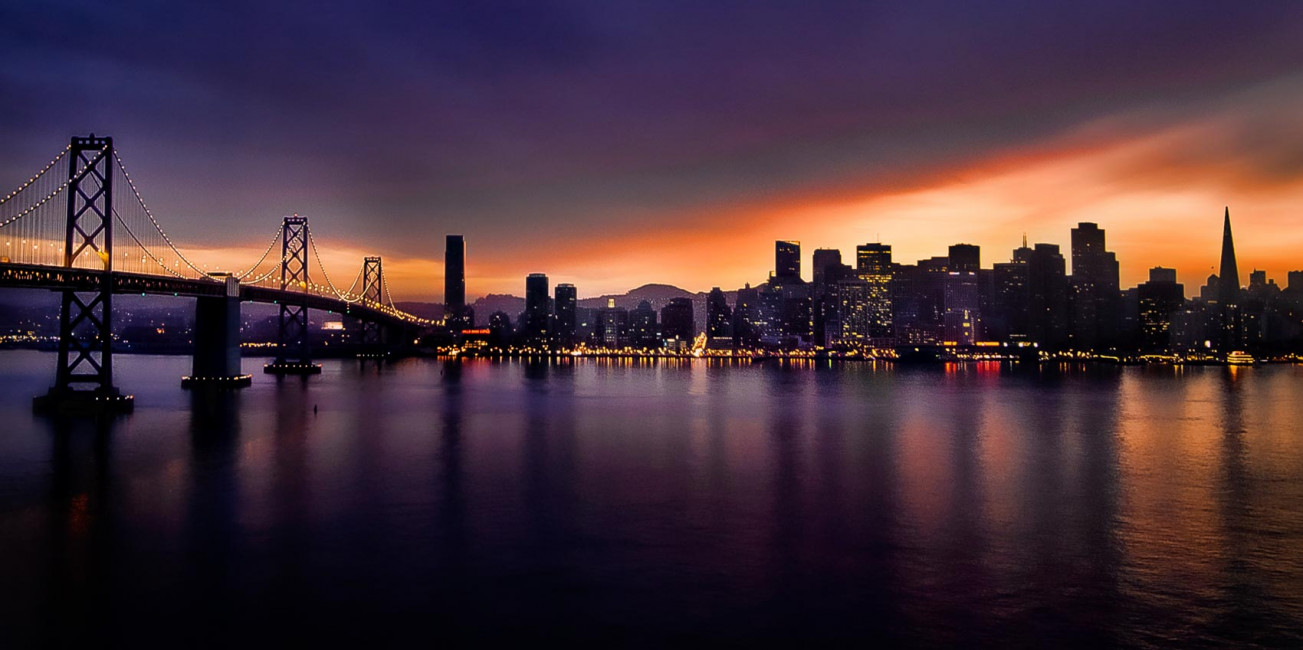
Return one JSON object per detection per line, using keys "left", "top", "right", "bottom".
{"left": 34, "top": 135, "right": 134, "bottom": 414}
{"left": 265, "top": 215, "right": 321, "bottom": 375}
{"left": 357, "top": 256, "right": 386, "bottom": 358}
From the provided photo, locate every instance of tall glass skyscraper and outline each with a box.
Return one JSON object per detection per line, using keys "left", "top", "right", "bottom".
{"left": 444, "top": 235, "right": 467, "bottom": 328}
{"left": 554, "top": 283, "right": 577, "bottom": 348}
{"left": 524, "top": 273, "right": 550, "bottom": 347}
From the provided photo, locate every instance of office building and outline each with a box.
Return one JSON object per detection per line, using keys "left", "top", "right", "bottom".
{"left": 444, "top": 235, "right": 470, "bottom": 329}
{"left": 524, "top": 273, "right": 550, "bottom": 347}
{"left": 554, "top": 283, "right": 577, "bottom": 348}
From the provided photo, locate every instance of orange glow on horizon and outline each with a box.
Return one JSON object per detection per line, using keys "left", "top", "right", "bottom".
{"left": 176, "top": 80, "right": 1303, "bottom": 303}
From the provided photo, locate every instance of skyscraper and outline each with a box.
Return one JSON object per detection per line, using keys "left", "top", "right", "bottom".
{"left": 627, "top": 300, "right": 655, "bottom": 349}
{"left": 775, "top": 241, "right": 801, "bottom": 280}
{"left": 1138, "top": 267, "right": 1184, "bottom": 352}
{"left": 1218, "top": 207, "right": 1243, "bottom": 350}
{"left": 1027, "top": 243, "right": 1069, "bottom": 349}
{"left": 554, "top": 283, "right": 577, "bottom": 348}
{"left": 812, "top": 248, "right": 842, "bottom": 287}
{"left": 444, "top": 235, "right": 468, "bottom": 328}
{"left": 661, "top": 298, "right": 695, "bottom": 343}
{"left": 524, "top": 273, "right": 550, "bottom": 347}
{"left": 1219, "top": 207, "right": 1241, "bottom": 305}
{"left": 856, "top": 243, "right": 893, "bottom": 346}
{"left": 706, "top": 287, "right": 732, "bottom": 339}
{"left": 1069, "top": 223, "right": 1121, "bottom": 350}
{"left": 948, "top": 244, "right": 980, "bottom": 273}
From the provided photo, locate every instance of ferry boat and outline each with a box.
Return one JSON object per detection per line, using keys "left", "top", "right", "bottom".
{"left": 1226, "top": 351, "right": 1257, "bottom": 366}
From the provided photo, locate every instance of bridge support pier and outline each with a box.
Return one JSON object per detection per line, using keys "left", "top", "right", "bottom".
{"left": 183, "top": 277, "right": 251, "bottom": 388}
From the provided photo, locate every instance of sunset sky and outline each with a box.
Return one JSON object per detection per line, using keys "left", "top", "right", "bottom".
{"left": 4, "top": 2, "right": 1303, "bottom": 300}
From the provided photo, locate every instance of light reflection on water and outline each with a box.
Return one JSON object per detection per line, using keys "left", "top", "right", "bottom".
{"left": 0, "top": 351, "right": 1301, "bottom": 646}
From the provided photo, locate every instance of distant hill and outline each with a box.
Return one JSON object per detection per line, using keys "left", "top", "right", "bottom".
{"left": 393, "top": 302, "right": 443, "bottom": 320}
{"left": 578, "top": 283, "right": 694, "bottom": 310}
{"left": 469, "top": 294, "right": 525, "bottom": 324}
{"left": 461, "top": 282, "right": 765, "bottom": 330}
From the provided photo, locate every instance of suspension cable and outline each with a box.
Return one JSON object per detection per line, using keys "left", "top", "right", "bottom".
{"left": 304, "top": 224, "right": 361, "bottom": 302}
{"left": 112, "top": 151, "right": 214, "bottom": 280}
{"left": 232, "top": 225, "right": 283, "bottom": 279}
{"left": 0, "top": 145, "right": 70, "bottom": 207}
{"left": 112, "top": 208, "right": 192, "bottom": 279}
{"left": 0, "top": 144, "right": 107, "bottom": 230}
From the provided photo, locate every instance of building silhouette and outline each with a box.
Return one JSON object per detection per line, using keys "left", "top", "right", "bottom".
{"left": 524, "top": 273, "right": 550, "bottom": 347}
{"left": 554, "top": 283, "right": 577, "bottom": 348}
{"left": 661, "top": 297, "right": 694, "bottom": 345}
{"left": 1138, "top": 267, "right": 1184, "bottom": 352}
{"left": 444, "top": 235, "right": 470, "bottom": 329}
{"left": 775, "top": 241, "right": 801, "bottom": 281}
{"left": 1218, "top": 207, "right": 1243, "bottom": 351}
{"left": 628, "top": 300, "right": 656, "bottom": 349}
{"left": 706, "top": 287, "right": 732, "bottom": 340}
{"left": 1069, "top": 223, "right": 1120, "bottom": 350}
{"left": 604, "top": 300, "right": 635, "bottom": 351}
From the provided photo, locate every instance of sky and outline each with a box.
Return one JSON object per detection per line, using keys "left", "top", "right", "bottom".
{"left": 4, "top": 1, "right": 1303, "bottom": 300}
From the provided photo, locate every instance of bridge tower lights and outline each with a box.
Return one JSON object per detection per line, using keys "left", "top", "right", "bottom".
{"left": 357, "top": 256, "right": 386, "bottom": 358}
{"left": 34, "top": 135, "right": 134, "bottom": 414}
{"left": 265, "top": 214, "right": 321, "bottom": 375}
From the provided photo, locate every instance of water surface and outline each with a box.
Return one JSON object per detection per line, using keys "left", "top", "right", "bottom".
{"left": 1, "top": 351, "right": 1301, "bottom": 647}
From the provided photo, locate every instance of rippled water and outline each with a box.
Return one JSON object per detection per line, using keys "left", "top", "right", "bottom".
{"left": 1, "top": 350, "right": 1302, "bottom": 647}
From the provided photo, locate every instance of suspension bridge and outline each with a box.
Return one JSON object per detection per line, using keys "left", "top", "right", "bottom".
{"left": 0, "top": 135, "right": 436, "bottom": 414}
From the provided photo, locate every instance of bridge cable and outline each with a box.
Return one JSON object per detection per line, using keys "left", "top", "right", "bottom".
{"left": 112, "top": 151, "right": 215, "bottom": 281}
{"left": 231, "top": 226, "right": 284, "bottom": 280}
{"left": 0, "top": 145, "right": 70, "bottom": 207}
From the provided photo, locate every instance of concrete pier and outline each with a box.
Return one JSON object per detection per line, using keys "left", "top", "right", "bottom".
{"left": 183, "top": 276, "right": 251, "bottom": 388}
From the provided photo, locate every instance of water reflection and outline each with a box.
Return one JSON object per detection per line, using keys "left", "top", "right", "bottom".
{"left": 0, "top": 352, "right": 1301, "bottom": 645}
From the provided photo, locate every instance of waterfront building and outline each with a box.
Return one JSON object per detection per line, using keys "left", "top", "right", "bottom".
{"left": 856, "top": 243, "right": 894, "bottom": 346}
{"left": 601, "top": 298, "right": 633, "bottom": 349}
{"left": 444, "top": 235, "right": 471, "bottom": 329}
{"left": 1218, "top": 208, "right": 1243, "bottom": 351}
{"left": 1069, "top": 223, "right": 1121, "bottom": 350}
{"left": 554, "top": 283, "right": 577, "bottom": 348}
{"left": 706, "top": 288, "right": 732, "bottom": 339}
{"left": 524, "top": 273, "right": 550, "bottom": 347}
{"left": 1137, "top": 267, "right": 1185, "bottom": 352}
{"left": 1027, "top": 243, "right": 1069, "bottom": 349}
{"left": 661, "top": 297, "right": 694, "bottom": 345}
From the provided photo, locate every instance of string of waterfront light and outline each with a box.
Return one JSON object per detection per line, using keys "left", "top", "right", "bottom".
{"left": 445, "top": 210, "right": 1299, "bottom": 359}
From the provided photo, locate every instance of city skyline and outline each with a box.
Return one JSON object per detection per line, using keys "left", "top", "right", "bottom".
{"left": 4, "top": 3, "right": 1303, "bottom": 298}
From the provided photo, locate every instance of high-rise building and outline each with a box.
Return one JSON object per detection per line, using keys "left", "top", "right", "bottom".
{"left": 661, "top": 298, "right": 694, "bottom": 343}
{"left": 628, "top": 300, "right": 656, "bottom": 349}
{"left": 1138, "top": 267, "right": 1184, "bottom": 352}
{"left": 524, "top": 273, "right": 550, "bottom": 347}
{"left": 812, "top": 249, "right": 842, "bottom": 287}
{"left": 775, "top": 241, "right": 801, "bottom": 280}
{"left": 1069, "top": 223, "right": 1121, "bottom": 351}
{"left": 554, "top": 283, "right": 577, "bottom": 348}
{"left": 444, "top": 235, "right": 469, "bottom": 328}
{"left": 1027, "top": 243, "right": 1069, "bottom": 349}
{"left": 827, "top": 278, "right": 870, "bottom": 347}
{"left": 599, "top": 298, "right": 633, "bottom": 349}
{"left": 706, "top": 288, "right": 732, "bottom": 339}
{"left": 732, "top": 284, "right": 761, "bottom": 348}
{"left": 856, "top": 244, "right": 894, "bottom": 346}
{"left": 1218, "top": 207, "right": 1243, "bottom": 350}
{"left": 948, "top": 244, "right": 980, "bottom": 273}
{"left": 944, "top": 271, "right": 981, "bottom": 345}
{"left": 487, "top": 311, "right": 512, "bottom": 347}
